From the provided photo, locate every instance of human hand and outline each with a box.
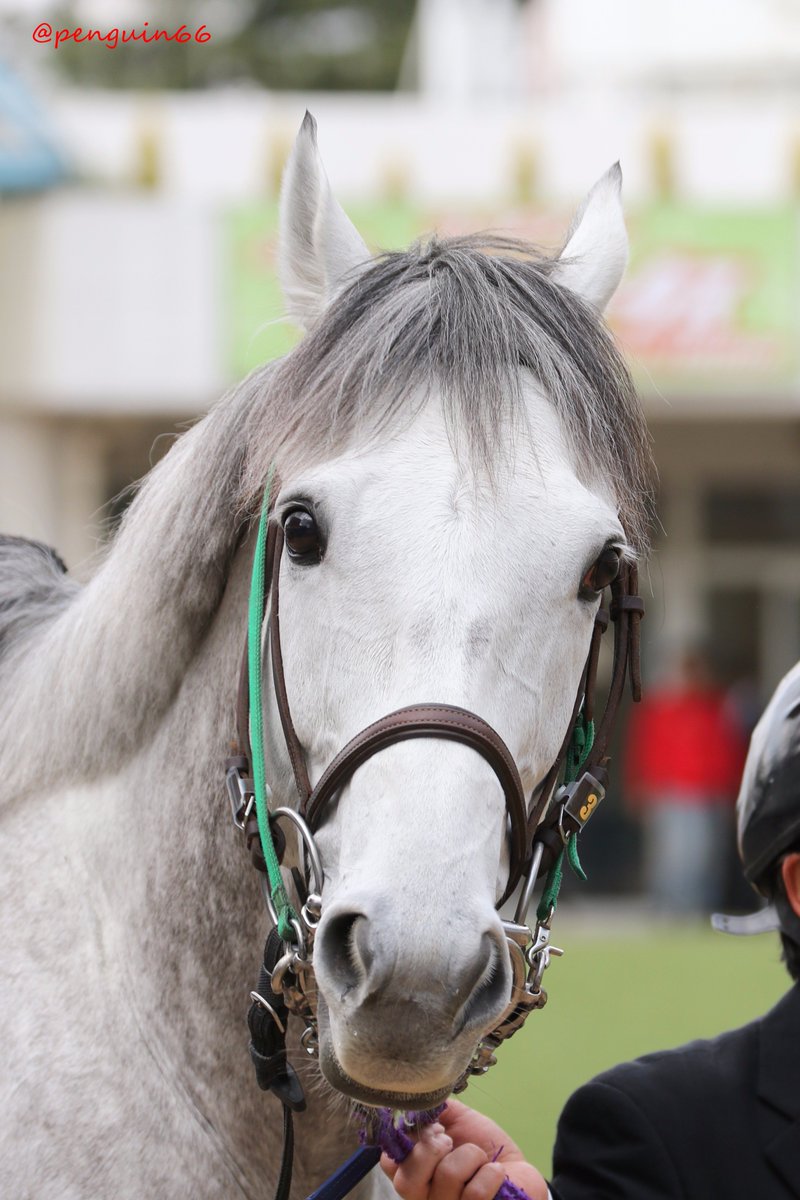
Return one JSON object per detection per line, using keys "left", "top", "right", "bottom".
{"left": 380, "top": 1100, "right": 548, "bottom": 1200}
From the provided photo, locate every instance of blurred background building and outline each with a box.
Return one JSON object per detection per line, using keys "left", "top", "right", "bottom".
{"left": 1, "top": 0, "right": 798, "bottom": 897}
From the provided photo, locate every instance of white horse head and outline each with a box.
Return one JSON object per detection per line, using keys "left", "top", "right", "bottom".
{"left": 253, "top": 114, "right": 652, "bottom": 1107}
{"left": 0, "top": 114, "right": 653, "bottom": 1194}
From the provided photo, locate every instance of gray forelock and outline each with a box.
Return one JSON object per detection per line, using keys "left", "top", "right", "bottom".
{"left": 243, "top": 233, "right": 655, "bottom": 552}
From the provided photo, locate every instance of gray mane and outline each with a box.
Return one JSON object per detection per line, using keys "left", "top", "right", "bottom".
{"left": 244, "top": 233, "right": 655, "bottom": 552}
{"left": 0, "top": 233, "right": 654, "bottom": 796}
{"left": 0, "top": 536, "right": 77, "bottom": 655}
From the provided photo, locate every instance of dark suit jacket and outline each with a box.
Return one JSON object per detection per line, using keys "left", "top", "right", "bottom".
{"left": 549, "top": 983, "right": 800, "bottom": 1199}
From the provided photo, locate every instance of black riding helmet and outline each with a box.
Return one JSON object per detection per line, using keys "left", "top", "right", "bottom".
{"left": 739, "top": 661, "right": 800, "bottom": 889}
{"left": 713, "top": 661, "right": 800, "bottom": 943}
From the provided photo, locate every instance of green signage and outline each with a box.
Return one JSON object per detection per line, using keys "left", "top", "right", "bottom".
{"left": 226, "top": 199, "right": 800, "bottom": 394}
{"left": 610, "top": 205, "right": 799, "bottom": 392}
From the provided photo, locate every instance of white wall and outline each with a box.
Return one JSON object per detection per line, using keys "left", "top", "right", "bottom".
{"left": 542, "top": 0, "right": 800, "bottom": 81}
{"left": 43, "top": 84, "right": 800, "bottom": 212}
{"left": 0, "top": 194, "right": 222, "bottom": 413}
{"left": 0, "top": 414, "right": 106, "bottom": 570}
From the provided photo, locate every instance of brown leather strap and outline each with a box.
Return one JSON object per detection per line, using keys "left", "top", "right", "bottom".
{"left": 270, "top": 526, "right": 313, "bottom": 803}
{"left": 304, "top": 703, "right": 529, "bottom": 895}
{"left": 625, "top": 563, "right": 643, "bottom": 702}
{"left": 587, "top": 560, "right": 643, "bottom": 768}
{"left": 235, "top": 637, "right": 252, "bottom": 764}
{"left": 584, "top": 608, "right": 608, "bottom": 723}
{"left": 232, "top": 502, "right": 646, "bottom": 906}
{"left": 522, "top": 565, "right": 643, "bottom": 857}
{"left": 234, "top": 517, "right": 280, "bottom": 768}
{"left": 524, "top": 658, "right": 589, "bottom": 852}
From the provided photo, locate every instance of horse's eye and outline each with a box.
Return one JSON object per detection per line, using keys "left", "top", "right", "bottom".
{"left": 283, "top": 509, "right": 323, "bottom": 564}
{"left": 580, "top": 547, "right": 621, "bottom": 598}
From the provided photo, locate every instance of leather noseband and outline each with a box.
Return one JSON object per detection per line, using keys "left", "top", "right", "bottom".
{"left": 235, "top": 519, "right": 643, "bottom": 905}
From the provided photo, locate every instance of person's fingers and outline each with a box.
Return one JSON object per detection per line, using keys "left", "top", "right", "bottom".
{"left": 438, "top": 1100, "right": 473, "bottom": 1130}
{"left": 391, "top": 1124, "right": 454, "bottom": 1200}
{"left": 429, "top": 1144, "right": 492, "bottom": 1200}
{"left": 437, "top": 1101, "right": 525, "bottom": 1163}
{"left": 380, "top": 1153, "right": 399, "bottom": 1181}
{"left": 461, "top": 1162, "right": 507, "bottom": 1200}
{"left": 505, "top": 1165, "right": 550, "bottom": 1200}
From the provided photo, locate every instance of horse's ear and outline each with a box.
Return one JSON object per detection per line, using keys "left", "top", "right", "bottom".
{"left": 278, "top": 111, "right": 371, "bottom": 331}
{"left": 551, "top": 163, "right": 628, "bottom": 313}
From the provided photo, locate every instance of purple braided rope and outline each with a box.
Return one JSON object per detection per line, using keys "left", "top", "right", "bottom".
{"left": 495, "top": 1179, "right": 533, "bottom": 1200}
{"left": 359, "top": 1105, "right": 445, "bottom": 1162}
{"left": 360, "top": 1105, "right": 532, "bottom": 1200}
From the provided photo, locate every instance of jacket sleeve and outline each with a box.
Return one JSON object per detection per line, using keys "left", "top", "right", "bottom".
{"left": 549, "top": 1078, "right": 686, "bottom": 1200}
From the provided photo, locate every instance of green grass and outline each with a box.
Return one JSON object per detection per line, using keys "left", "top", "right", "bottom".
{"left": 467, "top": 920, "right": 789, "bottom": 1175}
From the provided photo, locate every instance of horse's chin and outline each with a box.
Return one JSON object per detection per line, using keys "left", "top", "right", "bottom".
{"left": 319, "top": 1041, "right": 454, "bottom": 1111}
{"left": 315, "top": 1000, "right": 462, "bottom": 1111}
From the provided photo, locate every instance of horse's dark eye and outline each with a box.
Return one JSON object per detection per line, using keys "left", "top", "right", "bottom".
{"left": 283, "top": 509, "right": 323, "bottom": 564}
{"left": 580, "top": 547, "right": 621, "bottom": 597}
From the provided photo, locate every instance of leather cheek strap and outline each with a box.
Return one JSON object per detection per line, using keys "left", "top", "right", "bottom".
{"left": 270, "top": 526, "right": 313, "bottom": 803}
{"left": 303, "top": 704, "right": 529, "bottom": 898}
{"left": 251, "top": 529, "right": 643, "bottom": 909}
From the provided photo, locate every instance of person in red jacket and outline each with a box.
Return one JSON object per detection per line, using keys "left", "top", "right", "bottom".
{"left": 625, "top": 646, "right": 748, "bottom": 914}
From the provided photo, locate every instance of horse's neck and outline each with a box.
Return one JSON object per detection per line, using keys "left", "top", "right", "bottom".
{"left": 0, "top": 382, "right": 264, "bottom": 803}
{"left": 86, "top": 547, "right": 359, "bottom": 1195}
{"left": 0, "top": 375, "right": 362, "bottom": 1191}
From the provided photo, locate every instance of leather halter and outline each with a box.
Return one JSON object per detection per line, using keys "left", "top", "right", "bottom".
{"left": 229, "top": 496, "right": 644, "bottom": 1200}
{"left": 234, "top": 518, "right": 644, "bottom": 905}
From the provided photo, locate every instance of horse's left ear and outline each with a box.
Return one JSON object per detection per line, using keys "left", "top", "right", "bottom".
{"left": 278, "top": 111, "right": 372, "bottom": 331}
{"left": 551, "top": 163, "right": 628, "bottom": 313}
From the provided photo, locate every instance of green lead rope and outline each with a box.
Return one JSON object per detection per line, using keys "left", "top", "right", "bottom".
{"left": 249, "top": 465, "right": 591, "bottom": 939}
{"left": 248, "top": 466, "right": 300, "bottom": 943}
{"left": 535, "top": 714, "right": 594, "bottom": 923}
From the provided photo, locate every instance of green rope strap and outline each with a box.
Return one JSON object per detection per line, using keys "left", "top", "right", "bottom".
{"left": 536, "top": 713, "right": 594, "bottom": 923}
{"left": 249, "top": 468, "right": 593, "bottom": 938}
{"left": 248, "top": 466, "right": 299, "bottom": 943}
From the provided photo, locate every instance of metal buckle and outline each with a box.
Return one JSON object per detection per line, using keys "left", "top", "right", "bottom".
{"left": 226, "top": 764, "right": 256, "bottom": 830}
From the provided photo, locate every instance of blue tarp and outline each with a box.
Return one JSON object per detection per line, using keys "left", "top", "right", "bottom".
{"left": 0, "top": 63, "right": 65, "bottom": 193}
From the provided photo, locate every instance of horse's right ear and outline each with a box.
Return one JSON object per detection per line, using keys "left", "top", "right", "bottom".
{"left": 551, "top": 163, "right": 628, "bottom": 313}
{"left": 278, "top": 112, "right": 371, "bottom": 331}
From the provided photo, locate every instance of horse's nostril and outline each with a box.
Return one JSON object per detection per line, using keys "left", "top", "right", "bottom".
{"left": 316, "top": 909, "right": 509, "bottom": 1033}
{"left": 317, "top": 911, "right": 371, "bottom": 998}
{"left": 458, "top": 939, "right": 510, "bottom": 1034}
{"left": 352, "top": 913, "right": 374, "bottom": 975}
